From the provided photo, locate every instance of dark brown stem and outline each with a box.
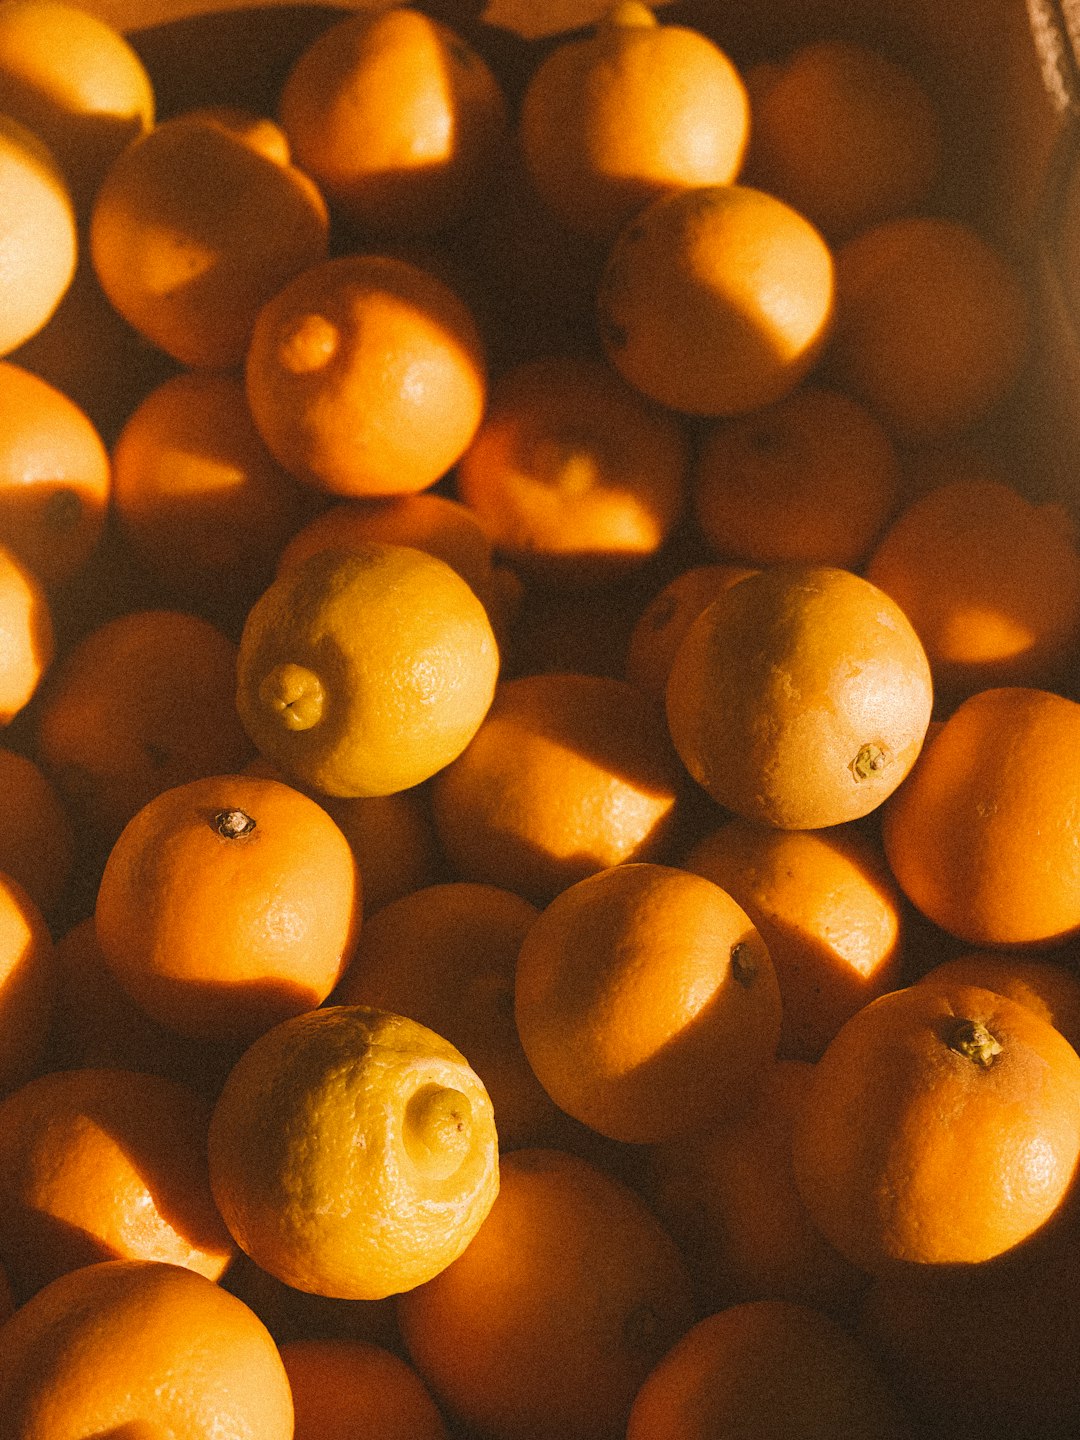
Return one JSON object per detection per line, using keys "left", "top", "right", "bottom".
{"left": 731, "top": 941, "right": 758, "bottom": 987}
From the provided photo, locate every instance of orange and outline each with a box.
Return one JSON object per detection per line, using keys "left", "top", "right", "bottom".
{"left": 430, "top": 671, "right": 684, "bottom": 905}
{"left": 864, "top": 474, "right": 1080, "bottom": 704}
{"left": 683, "top": 817, "right": 905, "bottom": 1060}
{"left": 0, "top": 111, "right": 76, "bottom": 357}
{"left": 626, "top": 1298, "right": 915, "bottom": 1440}
{"left": 207, "top": 1004, "right": 499, "bottom": 1299}
{"left": 244, "top": 252, "right": 488, "bottom": 498}
{"left": 880, "top": 686, "right": 1080, "bottom": 946}
{"left": 0, "top": 0, "right": 153, "bottom": 210}
{"left": 0, "top": 869, "right": 53, "bottom": 1092}
{"left": 624, "top": 561, "right": 757, "bottom": 699}
{"left": 334, "top": 881, "right": 573, "bottom": 1150}
{"left": 235, "top": 544, "right": 499, "bottom": 798}
{"left": 519, "top": 1, "right": 749, "bottom": 242}
{"left": 89, "top": 110, "right": 330, "bottom": 369}
{"left": 48, "top": 916, "right": 236, "bottom": 1094}
{"left": 743, "top": 38, "right": 943, "bottom": 242}
{"left": 94, "top": 772, "right": 361, "bottom": 1045}
{"left": 397, "top": 1146, "right": 695, "bottom": 1440}
{"left": 0, "top": 1258, "right": 294, "bottom": 1438}
{"left": 111, "top": 369, "right": 318, "bottom": 619}
{"left": 0, "top": 746, "right": 73, "bottom": 918}
{"left": 0, "top": 540, "right": 53, "bottom": 725}
{"left": 245, "top": 754, "right": 440, "bottom": 917}
{"left": 278, "top": 5, "right": 508, "bottom": 237}
{"left": 0, "top": 359, "right": 111, "bottom": 589}
{"left": 914, "top": 950, "right": 1080, "bottom": 1053}
{"left": 454, "top": 354, "right": 689, "bottom": 585}
{"left": 515, "top": 862, "right": 782, "bottom": 1142}
{"left": 828, "top": 215, "right": 1032, "bottom": 441}
{"left": 647, "top": 1060, "right": 868, "bottom": 1321}
{"left": 858, "top": 1232, "right": 1080, "bottom": 1440}
{"left": 665, "top": 564, "right": 933, "bottom": 829}
{"left": 791, "top": 981, "right": 1080, "bottom": 1272}
{"left": 34, "top": 607, "right": 252, "bottom": 849}
{"left": 692, "top": 385, "right": 902, "bottom": 569}
{"left": 597, "top": 182, "right": 834, "bottom": 416}
{"left": 0, "top": 1065, "right": 236, "bottom": 1301}
{"left": 281, "top": 1338, "right": 449, "bottom": 1440}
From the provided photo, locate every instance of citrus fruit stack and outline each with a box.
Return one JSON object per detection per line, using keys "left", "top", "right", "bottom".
{"left": 0, "top": 1, "right": 1075, "bottom": 1438}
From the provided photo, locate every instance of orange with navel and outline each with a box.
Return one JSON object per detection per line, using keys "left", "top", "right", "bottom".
{"left": 94, "top": 772, "right": 361, "bottom": 1045}
{"left": 514, "top": 862, "right": 782, "bottom": 1142}
{"left": 665, "top": 563, "right": 933, "bottom": 829}
{"left": 791, "top": 981, "right": 1080, "bottom": 1273}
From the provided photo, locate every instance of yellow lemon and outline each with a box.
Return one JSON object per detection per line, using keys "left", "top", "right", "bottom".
{"left": 235, "top": 543, "right": 500, "bottom": 798}
{"left": 207, "top": 1004, "right": 499, "bottom": 1300}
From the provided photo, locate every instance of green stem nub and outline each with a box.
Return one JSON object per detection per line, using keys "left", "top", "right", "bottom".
{"left": 947, "top": 1017, "right": 1003, "bottom": 1068}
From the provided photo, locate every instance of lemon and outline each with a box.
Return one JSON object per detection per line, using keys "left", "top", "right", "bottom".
{"left": 207, "top": 1004, "right": 500, "bottom": 1300}
{"left": 235, "top": 543, "right": 500, "bottom": 797}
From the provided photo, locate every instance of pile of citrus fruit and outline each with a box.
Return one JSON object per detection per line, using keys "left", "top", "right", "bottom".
{"left": 0, "top": 0, "right": 1078, "bottom": 1435}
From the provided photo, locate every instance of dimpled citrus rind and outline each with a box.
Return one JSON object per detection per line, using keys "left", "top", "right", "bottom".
{"left": 207, "top": 1004, "right": 500, "bottom": 1300}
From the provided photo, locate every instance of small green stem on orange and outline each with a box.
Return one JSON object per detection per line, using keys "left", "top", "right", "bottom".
{"left": 947, "top": 1017, "right": 1003, "bottom": 1067}
{"left": 851, "top": 742, "right": 888, "bottom": 781}
{"left": 214, "top": 808, "right": 256, "bottom": 839}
